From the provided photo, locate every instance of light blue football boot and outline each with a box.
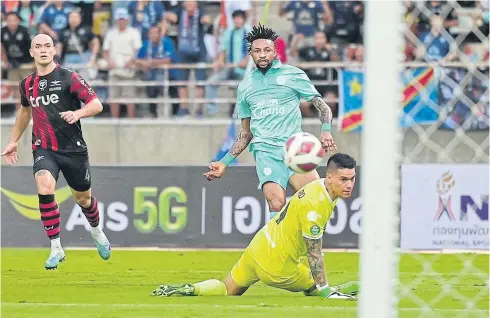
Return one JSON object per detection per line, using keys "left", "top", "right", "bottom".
{"left": 91, "top": 228, "right": 111, "bottom": 260}
{"left": 45, "top": 249, "right": 66, "bottom": 270}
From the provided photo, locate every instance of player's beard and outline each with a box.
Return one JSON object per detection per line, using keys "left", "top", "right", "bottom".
{"left": 256, "top": 59, "right": 272, "bottom": 75}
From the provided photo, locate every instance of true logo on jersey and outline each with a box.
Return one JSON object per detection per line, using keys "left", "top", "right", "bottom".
{"left": 39, "top": 79, "right": 48, "bottom": 91}
{"left": 29, "top": 94, "right": 59, "bottom": 108}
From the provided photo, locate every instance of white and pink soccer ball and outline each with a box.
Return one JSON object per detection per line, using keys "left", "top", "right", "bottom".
{"left": 284, "top": 132, "right": 326, "bottom": 174}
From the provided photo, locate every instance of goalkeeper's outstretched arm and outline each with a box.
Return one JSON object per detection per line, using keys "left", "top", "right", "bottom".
{"left": 304, "top": 236, "right": 328, "bottom": 288}
{"left": 303, "top": 237, "right": 357, "bottom": 299}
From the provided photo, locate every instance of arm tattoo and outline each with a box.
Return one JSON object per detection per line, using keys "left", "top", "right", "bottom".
{"left": 304, "top": 237, "right": 327, "bottom": 286}
{"left": 229, "top": 130, "right": 253, "bottom": 157}
{"left": 311, "top": 97, "right": 333, "bottom": 125}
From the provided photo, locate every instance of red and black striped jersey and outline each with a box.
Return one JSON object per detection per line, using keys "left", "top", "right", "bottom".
{"left": 19, "top": 64, "right": 98, "bottom": 153}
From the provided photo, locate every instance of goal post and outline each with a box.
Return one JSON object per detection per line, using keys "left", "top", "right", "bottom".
{"left": 359, "top": 0, "right": 489, "bottom": 317}
{"left": 358, "top": 1, "right": 404, "bottom": 318}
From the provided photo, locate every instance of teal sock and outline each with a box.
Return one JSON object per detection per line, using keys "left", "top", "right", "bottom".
{"left": 193, "top": 279, "right": 227, "bottom": 296}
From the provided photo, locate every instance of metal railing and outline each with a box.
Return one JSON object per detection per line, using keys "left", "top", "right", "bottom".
{"left": 1, "top": 61, "right": 488, "bottom": 113}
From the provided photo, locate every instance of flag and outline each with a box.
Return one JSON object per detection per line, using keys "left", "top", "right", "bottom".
{"left": 338, "top": 67, "right": 440, "bottom": 132}
{"left": 401, "top": 67, "right": 439, "bottom": 127}
{"left": 212, "top": 120, "right": 238, "bottom": 165}
{"left": 338, "top": 69, "right": 363, "bottom": 132}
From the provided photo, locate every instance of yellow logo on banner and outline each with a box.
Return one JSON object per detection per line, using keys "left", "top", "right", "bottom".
{"left": 0, "top": 186, "right": 72, "bottom": 220}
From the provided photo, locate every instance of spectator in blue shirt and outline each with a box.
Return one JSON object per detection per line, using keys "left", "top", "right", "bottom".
{"left": 206, "top": 10, "right": 249, "bottom": 116}
{"left": 326, "top": 1, "right": 363, "bottom": 45}
{"left": 128, "top": 0, "right": 166, "bottom": 41}
{"left": 417, "top": 14, "right": 456, "bottom": 62}
{"left": 38, "top": 0, "right": 73, "bottom": 41}
{"left": 279, "top": 0, "right": 329, "bottom": 51}
{"left": 280, "top": 0, "right": 325, "bottom": 37}
{"left": 165, "top": 0, "right": 212, "bottom": 118}
{"left": 136, "top": 25, "right": 176, "bottom": 117}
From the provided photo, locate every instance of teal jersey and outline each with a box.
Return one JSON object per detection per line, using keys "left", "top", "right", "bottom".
{"left": 237, "top": 60, "right": 321, "bottom": 149}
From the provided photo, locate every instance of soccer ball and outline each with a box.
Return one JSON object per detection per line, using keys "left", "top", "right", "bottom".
{"left": 284, "top": 132, "right": 326, "bottom": 174}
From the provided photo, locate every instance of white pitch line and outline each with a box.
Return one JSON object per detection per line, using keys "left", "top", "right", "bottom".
{"left": 53, "top": 247, "right": 490, "bottom": 254}
{"left": 2, "top": 303, "right": 488, "bottom": 313}
{"left": 3, "top": 268, "right": 486, "bottom": 277}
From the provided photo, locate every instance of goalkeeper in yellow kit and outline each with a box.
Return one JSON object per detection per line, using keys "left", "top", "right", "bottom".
{"left": 151, "top": 153, "right": 359, "bottom": 299}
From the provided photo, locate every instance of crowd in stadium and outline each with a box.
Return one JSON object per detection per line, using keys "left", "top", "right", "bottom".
{"left": 1, "top": 0, "right": 489, "bottom": 119}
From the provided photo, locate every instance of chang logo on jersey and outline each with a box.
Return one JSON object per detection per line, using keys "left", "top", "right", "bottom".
{"left": 252, "top": 101, "right": 286, "bottom": 119}
{"left": 29, "top": 94, "right": 59, "bottom": 108}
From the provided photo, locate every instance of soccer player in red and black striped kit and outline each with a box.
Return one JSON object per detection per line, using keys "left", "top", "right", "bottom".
{"left": 1, "top": 34, "right": 111, "bottom": 269}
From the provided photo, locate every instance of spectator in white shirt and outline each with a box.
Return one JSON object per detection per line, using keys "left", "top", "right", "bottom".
{"left": 223, "top": 0, "right": 251, "bottom": 29}
{"left": 103, "top": 7, "right": 142, "bottom": 118}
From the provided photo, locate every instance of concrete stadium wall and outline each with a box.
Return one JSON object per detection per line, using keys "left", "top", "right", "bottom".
{"left": 1, "top": 119, "right": 488, "bottom": 165}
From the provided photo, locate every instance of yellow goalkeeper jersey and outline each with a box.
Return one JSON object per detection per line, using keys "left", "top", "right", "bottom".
{"left": 247, "top": 178, "right": 338, "bottom": 275}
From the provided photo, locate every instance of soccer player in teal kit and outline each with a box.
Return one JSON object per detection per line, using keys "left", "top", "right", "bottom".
{"left": 204, "top": 25, "right": 337, "bottom": 218}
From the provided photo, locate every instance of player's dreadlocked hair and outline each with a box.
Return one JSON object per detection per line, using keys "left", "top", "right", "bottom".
{"left": 245, "top": 24, "right": 279, "bottom": 52}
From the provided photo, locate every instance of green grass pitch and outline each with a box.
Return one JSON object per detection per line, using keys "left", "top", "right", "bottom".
{"left": 1, "top": 249, "right": 488, "bottom": 317}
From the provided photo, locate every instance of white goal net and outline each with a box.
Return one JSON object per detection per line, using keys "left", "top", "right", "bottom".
{"left": 360, "top": 1, "right": 489, "bottom": 317}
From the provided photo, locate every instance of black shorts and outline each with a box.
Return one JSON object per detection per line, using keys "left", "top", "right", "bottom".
{"left": 33, "top": 148, "right": 92, "bottom": 192}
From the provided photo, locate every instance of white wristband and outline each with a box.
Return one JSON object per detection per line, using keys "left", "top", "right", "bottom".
{"left": 316, "top": 283, "right": 330, "bottom": 291}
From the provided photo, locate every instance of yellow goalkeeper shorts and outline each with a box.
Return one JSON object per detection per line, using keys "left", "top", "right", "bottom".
{"left": 230, "top": 250, "right": 315, "bottom": 292}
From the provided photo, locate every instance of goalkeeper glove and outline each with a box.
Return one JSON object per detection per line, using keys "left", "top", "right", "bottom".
{"left": 333, "top": 280, "right": 360, "bottom": 297}
{"left": 317, "top": 285, "right": 356, "bottom": 300}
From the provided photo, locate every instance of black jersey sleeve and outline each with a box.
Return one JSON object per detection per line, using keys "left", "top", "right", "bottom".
{"left": 69, "top": 71, "right": 98, "bottom": 105}
{"left": 19, "top": 80, "right": 29, "bottom": 107}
